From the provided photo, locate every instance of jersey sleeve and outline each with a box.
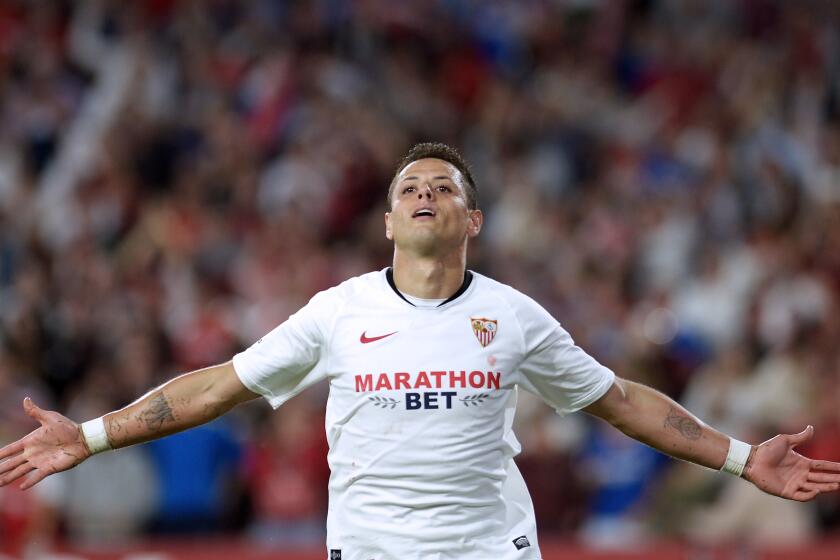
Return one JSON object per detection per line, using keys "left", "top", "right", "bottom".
{"left": 232, "top": 289, "right": 337, "bottom": 409}
{"left": 510, "top": 292, "right": 615, "bottom": 416}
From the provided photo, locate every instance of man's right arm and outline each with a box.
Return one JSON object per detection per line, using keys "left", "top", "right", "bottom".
{"left": 104, "top": 361, "right": 258, "bottom": 448}
{"left": 0, "top": 361, "right": 259, "bottom": 489}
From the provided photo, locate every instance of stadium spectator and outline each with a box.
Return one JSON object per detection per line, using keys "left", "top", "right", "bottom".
{"left": 245, "top": 396, "right": 329, "bottom": 547}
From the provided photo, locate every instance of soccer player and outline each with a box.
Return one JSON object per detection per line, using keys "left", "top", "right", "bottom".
{"left": 2, "top": 143, "right": 840, "bottom": 559}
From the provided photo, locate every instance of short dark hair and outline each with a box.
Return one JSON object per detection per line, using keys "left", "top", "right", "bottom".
{"left": 388, "top": 142, "right": 478, "bottom": 210}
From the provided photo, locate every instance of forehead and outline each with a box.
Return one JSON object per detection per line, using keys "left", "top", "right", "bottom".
{"left": 396, "top": 158, "right": 462, "bottom": 184}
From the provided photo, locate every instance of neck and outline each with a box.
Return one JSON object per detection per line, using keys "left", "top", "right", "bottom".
{"left": 391, "top": 247, "right": 467, "bottom": 299}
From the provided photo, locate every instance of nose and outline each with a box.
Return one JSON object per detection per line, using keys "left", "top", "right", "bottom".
{"left": 417, "top": 185, "right": 434, "bottom": 200}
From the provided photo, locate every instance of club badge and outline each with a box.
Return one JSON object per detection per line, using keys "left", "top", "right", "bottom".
{"left": 471, "top": 317, "right": 498, "bottom": 347}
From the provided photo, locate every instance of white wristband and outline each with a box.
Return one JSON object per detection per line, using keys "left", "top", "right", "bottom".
{"left": 81, "top": 417, "right": 112, "bottom": 455}
{"left": 721, "top": 438, "right": 752, "bottom": 477}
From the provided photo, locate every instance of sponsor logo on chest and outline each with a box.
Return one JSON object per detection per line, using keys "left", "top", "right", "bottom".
{"left": 356, "top": 369, "right": 501, "bottom": 410}
{"left": 353, "top": 316, "right": 503, "bottom": 411}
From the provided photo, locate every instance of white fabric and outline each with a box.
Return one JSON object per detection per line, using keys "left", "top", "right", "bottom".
{"left": 81, "top": 417, "right": 112, "bottom": 455}
{"left": 722, "top": 438, "right": 752, "bottom": 477}
{"left": 401, "top": 293, "right": 446, "bottom": 308}
{"left": 233, "top": 269, "right": 615, "bottom": 560}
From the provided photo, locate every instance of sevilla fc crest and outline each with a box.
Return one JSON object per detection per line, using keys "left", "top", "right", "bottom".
{"left": 471, "top": 317, "right": 498, "bottom": 347}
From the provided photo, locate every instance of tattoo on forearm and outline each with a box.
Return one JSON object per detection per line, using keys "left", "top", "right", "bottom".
{"left": 107, "top": 416, "right": 121, "bottom": 435}
{"left": 107, "top": 415, "right": 127, "bottom": 446}
{"left": 664, "top": 406, "right": 702, "bottom": 440}
{"left": 202, "top": 402, "right": 224, "bottom": 418}
{"left": 140, "top": 392, "right": 176, "bottom": 432}
{"left": 173, "top": 396, "right": 192, "bottom": 409}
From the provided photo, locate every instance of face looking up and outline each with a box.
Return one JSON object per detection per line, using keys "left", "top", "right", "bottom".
{"left": 385, "top": 158, "right": 483, "bottom": 258}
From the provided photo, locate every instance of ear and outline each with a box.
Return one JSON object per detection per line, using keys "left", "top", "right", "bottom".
{"left": 467, "top": 209, "right": 483, "bottom": 238}
{"left": 384, "top": 212, "right": 393, "bottom": 240}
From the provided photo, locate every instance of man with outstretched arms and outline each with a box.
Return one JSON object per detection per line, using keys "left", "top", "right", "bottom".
{"left": 2, "top": 143, "right": 840, "bottom": 560}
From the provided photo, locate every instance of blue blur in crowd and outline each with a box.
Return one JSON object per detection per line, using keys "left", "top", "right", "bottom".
{"left": 579, "top": 421, "right": 670, "bottom": 519}
{"left": 146, "top": 418, "right": 244, "bottom": 534}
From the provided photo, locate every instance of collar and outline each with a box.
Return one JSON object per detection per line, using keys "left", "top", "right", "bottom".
{"left": 385, "top": 267, "right": 473, "bottom": 308}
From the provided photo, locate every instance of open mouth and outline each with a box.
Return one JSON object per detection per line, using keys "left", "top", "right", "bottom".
{"left": 412, "top": 208, "right": 436, "bottom": 218}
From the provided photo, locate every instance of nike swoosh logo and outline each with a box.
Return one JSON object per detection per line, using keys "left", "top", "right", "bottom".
{"left": 360, "top": 331, "right": 398, "bottom": 344}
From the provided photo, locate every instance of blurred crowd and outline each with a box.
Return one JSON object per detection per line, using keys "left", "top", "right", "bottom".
{"left": 2, "top": 0, "right": 840, "bottom": 555}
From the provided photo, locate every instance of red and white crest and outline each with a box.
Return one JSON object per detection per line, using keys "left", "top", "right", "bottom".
{"left": 471, "top": 317, "right": 498, "bottom": 348}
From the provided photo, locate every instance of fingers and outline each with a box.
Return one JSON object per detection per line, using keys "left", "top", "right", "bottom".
{"left": 20, "top": 468, "right": 51, "bottom": 491}
{"left": 787, "top": 425, "right": 814, "bottom": 447}
{"left": 811, "top": 460, "right": 840, "bottom": 472}
{"left": 0, "top": 462, "right": 35, "bottom": 487}
{"left": 808, "top": 471, "right": 840, "bottom": 483}
{"left": 802, "top": 481, "right": 840, "bottom": 493}
{"left": 0, "top": 454, "right": 27, "bottom": 476}
{"left": 793, "top": 470, "right": 840, "bottom": 501}
{"left": 792, "top": 488, "right": 820, "bottom": 502}
{"left": 23, "top": 397, "right": 48, "bottom": 423}
{"left": 0, "top": 440, "right": 24, "bottom": 461}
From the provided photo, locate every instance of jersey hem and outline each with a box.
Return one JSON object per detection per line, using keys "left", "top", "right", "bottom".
{"left": 557, "top": 367, "right": 616, "bottom": 417}
{"left": 231, "top": 354, "right": 297, "bottom": 409}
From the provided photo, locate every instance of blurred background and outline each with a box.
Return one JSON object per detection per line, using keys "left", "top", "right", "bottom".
{"left": 2, "top": 0, "right": 840, "bottom": 558}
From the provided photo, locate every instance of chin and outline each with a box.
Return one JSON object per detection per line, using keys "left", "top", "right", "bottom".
{"left": 395, "top": 231, "right": 437, "bottom": 251}
{"left": 402, "top": 234, "right": 464, "bottom": 258}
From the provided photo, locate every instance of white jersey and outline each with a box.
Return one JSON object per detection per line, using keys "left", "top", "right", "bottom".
{"left": 233, "top": 269, "right": 615, "bottom": 560}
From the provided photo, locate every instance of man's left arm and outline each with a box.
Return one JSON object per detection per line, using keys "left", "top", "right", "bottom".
{"left": 583, "top": 377, "right": 840, "bottom": 501}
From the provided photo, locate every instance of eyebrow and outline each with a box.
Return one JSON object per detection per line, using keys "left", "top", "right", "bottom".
{"left": 401, "top": 176, "right": 453, "bottom": 182}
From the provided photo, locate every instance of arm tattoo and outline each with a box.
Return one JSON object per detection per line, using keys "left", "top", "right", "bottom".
{"left": 140, "top": 392, "right": 176, "bottom": 432}
{"left": 202, "top": 402, "right": 225, "bottom": 418}
{"left": 664, "top": 406, "right": 702, "bottom": 440}
{"left": 107, "top": 415, "right": 124, "bottom": 445}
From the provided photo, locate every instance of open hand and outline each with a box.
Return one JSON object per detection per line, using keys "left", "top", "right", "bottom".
{"left": 0, "top": 398, "right": 91, "bottom": 490}
{"left": 743, "top": 426, "right": 840, "bottom": 501}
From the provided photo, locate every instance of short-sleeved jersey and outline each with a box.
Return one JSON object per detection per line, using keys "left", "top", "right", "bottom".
{"left": 233, "top": 269, "right": 615, "bottom": 560}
